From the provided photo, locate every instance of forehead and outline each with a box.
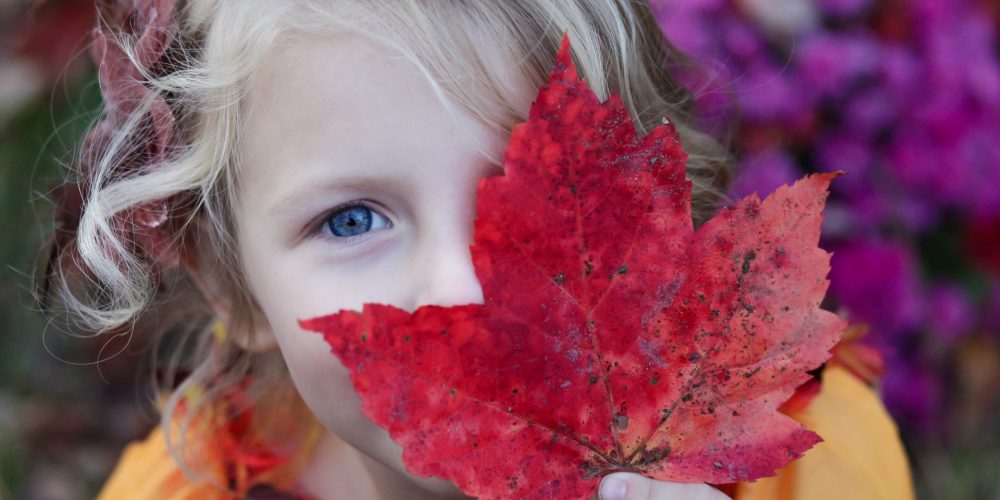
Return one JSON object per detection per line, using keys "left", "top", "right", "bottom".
{"left": 238, "top": 31, "right": 506, "bottom": 198}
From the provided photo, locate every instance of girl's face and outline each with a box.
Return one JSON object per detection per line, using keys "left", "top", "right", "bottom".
{"left": 234, "top": 32, "right": 529, "bottom": 494}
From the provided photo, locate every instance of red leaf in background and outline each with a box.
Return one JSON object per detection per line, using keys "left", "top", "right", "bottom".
{"left": 300, "top": 35, "right": 846, "bottom": 499}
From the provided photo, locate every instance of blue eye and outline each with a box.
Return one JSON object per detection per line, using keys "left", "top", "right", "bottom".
{"left": 320, "top": 202, "right": 391, "bottom": 239}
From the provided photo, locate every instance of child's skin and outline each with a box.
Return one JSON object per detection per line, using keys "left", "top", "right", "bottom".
{"left": 191, "top": 31, "right": 729, "bottom": 500}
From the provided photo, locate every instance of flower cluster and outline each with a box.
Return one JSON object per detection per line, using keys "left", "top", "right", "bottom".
{"left": 652, "top": 0, "right": 1000, "bottom": 438}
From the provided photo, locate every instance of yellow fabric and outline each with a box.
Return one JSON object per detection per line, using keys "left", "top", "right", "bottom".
{"left": 97, "top": 422, "right": 233, "bottom": 500}
{"left": 97, "top": 365, "right": 913, "bottom": 499}
{"left": 735, "top": 365, "right": 914, "bottom": 500}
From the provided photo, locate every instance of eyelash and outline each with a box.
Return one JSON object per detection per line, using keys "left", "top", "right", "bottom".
{"left": 313, "top": 200, "right": 392, "bottom": 242}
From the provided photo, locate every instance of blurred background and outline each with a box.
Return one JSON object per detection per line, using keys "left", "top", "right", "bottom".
{"left": 0, "top": 0, "right": 998, "bottom": 498}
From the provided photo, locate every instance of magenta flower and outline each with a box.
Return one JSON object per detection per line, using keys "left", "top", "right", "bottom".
{"left": 729, "top": 149, "right": 801, "bottom": 199}
{"left": 796, "top": 32, "right": 881, "bottom": 101}
{"left": 829, "top": 240, "right": 924, "bottom": 338}
{"left": 650, "top": 0, "right": 1000, "bottom": 437}
{"left": 880, "top": 356, "right": 944, "bottom": 433}
{"left": 817, "top": 0, "right": 874, "bottom": 18}
{"left": 927, "top": 284, "right": 975, "bottom": 342}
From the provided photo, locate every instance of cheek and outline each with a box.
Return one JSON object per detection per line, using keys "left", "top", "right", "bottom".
{"left": 236, "top": 221, "right": 423, "bottom": 456}
{"left": 247, "top": 268, "right": 366, "bottom": 435}
{"left": 278, "top": 325, "right": 366, "bottom": 436}
{"left": 238, "top": 244, "right": 396, "bottom": 450}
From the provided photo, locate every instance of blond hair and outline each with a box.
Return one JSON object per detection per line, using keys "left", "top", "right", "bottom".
{"left": 38, "top": 0, "right": 731, "bottom": 492}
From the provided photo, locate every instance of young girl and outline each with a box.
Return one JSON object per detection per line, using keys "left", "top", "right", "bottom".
{"left": 38, "top": 0, "right": 913, "bottom": 498}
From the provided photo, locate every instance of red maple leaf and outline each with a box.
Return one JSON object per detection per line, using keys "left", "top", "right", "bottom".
{"left": 299, "top": 35, "right": 846, "bottom": 499}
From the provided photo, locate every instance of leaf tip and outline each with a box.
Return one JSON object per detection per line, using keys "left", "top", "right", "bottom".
{"left": 552, "top": 31, "right": 578, "bottom": 83}
{"left": 297, "top": 316, "right": 320, "bottom": 333}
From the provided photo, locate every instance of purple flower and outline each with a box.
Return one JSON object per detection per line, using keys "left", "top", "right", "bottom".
{"left": 734, "top": 61, "right": 814, "bottom": 124}
{"left": 829, "top": 240, "right": 924, "bottom": 338}
{"left": 796, "top": 32, "right": 881, "bottom": 101}
{"left": 832, "top": 185, "right": 888, "bottom": 235}
{"left": 953, "top": 122, "right": 1000, "bottom": 216}
{"left": 927, "top": 284, "right": 975, "bottom": 342}
{"left": 887, "top": 130, "right": 960, "bottom": 205}
{"left": 649, "top": 0, "right": 1000, "bottom": 444}
{"left": 817, "top": 0, "right": 874, "bottom": 18}
{"left": 815, "top": 132, "right": 873, "bottom": 183}
{"left": 888, "top": 114, "right": 1000, "bottom": 216}
{"left": 843, "top": 87, "right": 898, "bottom": 137}
{"left": 728, "top": 149, "right": 801, "bottom": 200}
{"left": 652, "top": 0, "right": 728, "bottom": 58}
{"left": 888, "top": 191, "right": 939, "bottom": 233}
{"left": 880, "top": 356, "right": 944, "bottom": 432}
{"left": 878, "top": 44, "right": 922, "bottom": 101}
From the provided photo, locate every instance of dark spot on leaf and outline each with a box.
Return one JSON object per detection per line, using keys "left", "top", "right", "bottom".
{"left": 440, "top": 328, "right": 448, "bottom": 335}
{"left": 637, "top": 445, "right": 671, "bottom": 465}
{"left": 681, "top": 393, "right": 693, "bottom": 402}
{"left": 450, "top": 387, "right": 456, "bottom": 397}
{"left": 547, "top": 194, "right": 553, "bottom": 201}
{"left": 713, "top": 461, "right": 723, "bottom": 469}
{"left": 569, "top": 184, "right": 576, "bottom": 195}
{"left": 361, "top": 333, "right": 367, "bottom": 343}
{"left": 581, "top": 461, "right": 603, "bottom": 479}
{"left": 689, "top": 353, "right": 700, "bottom": 362}
{"left": 403, "top": 335, "right": 411, "bottom": 342}
{"left": 584, "top": 259, "right": 594, "bottom": 276}
{"left": 744, "top": 367, "right": 761, "bottom": 378}
{"left": 741, "top": 250, "right": 756, "bottom": 274}
{"left": 650, "top": 375, "right": 659, "bottom": 385}
{"left": 554, "top": 273, "right": 565, "bottom": 284}
{"left": 589, "top": 375, "right": 598, "bottom": 384}
{"left": 698, "top": 293, "right": 705, "bottom": 303}
{"left": 617, "top": 265, "right": 628, "bottom": 275}
{"left": 613, "top": 414, "right": 629, "bottom": 430}
{"left": 711, "top": 309, "right": 720, "bottom": 317}
{"left": 512, "top": 388, "right": 518, "bottom": 394}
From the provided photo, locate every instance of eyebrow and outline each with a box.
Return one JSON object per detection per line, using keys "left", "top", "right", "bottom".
{"left": 268, "top": 174, "right": 411, "bottom": 216}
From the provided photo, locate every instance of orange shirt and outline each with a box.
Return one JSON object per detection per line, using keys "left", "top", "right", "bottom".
{"left": 97, "top": 360, "right": 914, "bottom": 500}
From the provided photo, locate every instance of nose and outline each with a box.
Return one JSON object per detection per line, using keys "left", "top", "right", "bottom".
{"left": 410, "top": 224, "right": 485, "bottom": 310}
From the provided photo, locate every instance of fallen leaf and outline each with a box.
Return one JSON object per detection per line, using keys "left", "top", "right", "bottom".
{"left": 300, "top": 34, "right": 846, "bottom": 499}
